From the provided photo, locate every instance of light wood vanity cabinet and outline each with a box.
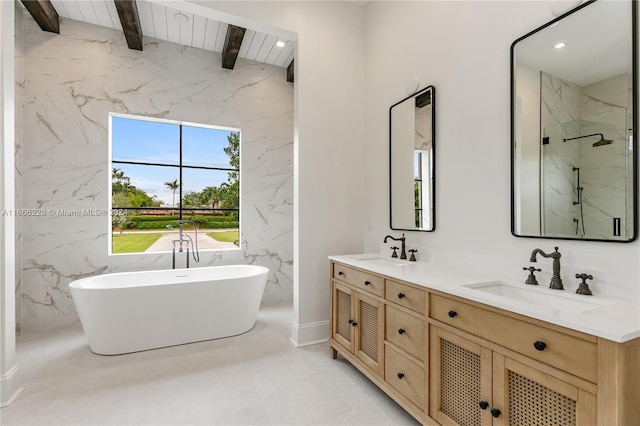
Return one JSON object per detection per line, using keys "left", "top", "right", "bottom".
{"left": 330, "top": 262, "right": 431, "bottom": 423}
{"left": 331, "top": 280, "right": 384, "bottom": 375}
{"left": 430, "top": 324, "right": 597, "bottom": 425}
{"left": 329, "top": 260, "right": 639, "bottom": 426}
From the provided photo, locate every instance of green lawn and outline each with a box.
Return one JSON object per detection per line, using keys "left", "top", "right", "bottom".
{"left": 207, "top": 231, "right": 239, "bottom": 244}
{"left": 112, "top": 233, "right": 163, "bottom": 254}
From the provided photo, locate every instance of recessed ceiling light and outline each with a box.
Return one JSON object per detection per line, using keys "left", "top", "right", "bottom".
{"left": 174, "top": 12, "right": 189, "bottom": 24}
{"left": 276, "top": 40, "right": 286, "bottom": 48}
{"left": 554, "top": 42, "right": 566, "bottom": 49}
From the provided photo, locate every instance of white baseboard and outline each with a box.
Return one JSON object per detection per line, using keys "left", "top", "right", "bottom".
{"left": 0, "top": 365, "right": 22, "bottom": 408}
{"left": 290, "top": 320, "right": 329, "bottom": 347}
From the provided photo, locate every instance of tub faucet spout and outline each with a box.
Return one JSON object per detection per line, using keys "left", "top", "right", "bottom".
{"left": 384, "top": 233, "right": 406, "bottom": 260}
{"left": 529, "top": 246, "right": 563, "bottom": 290}
{"left": 170, "top": 220, "right": 200, "bottom": 269}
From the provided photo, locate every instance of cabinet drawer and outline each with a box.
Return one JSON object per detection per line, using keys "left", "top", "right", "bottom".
{"left": 385, "top": 344, "right": 425, "bottom": 409}
{"left": 386, "top": 306, "right": 425, "bottom": 361}
{"left": 333, "top": 263, "right": 383, "bottom": 297}
{"left": 430, "top": 294, "right": 597, "bottom": 382}
{"left": 385, "top": 280, "right": 426, "bottom": 315}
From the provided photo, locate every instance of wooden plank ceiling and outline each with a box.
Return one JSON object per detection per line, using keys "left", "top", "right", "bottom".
{"left": 22, "top": 0, "right": 294, "bottom": 74}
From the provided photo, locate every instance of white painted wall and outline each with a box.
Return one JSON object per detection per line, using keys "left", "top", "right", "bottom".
{"left": 14, "top": 1, "right": 24, "bottom": 336}
{"left": 364, "top": 1, "right": 639, "bottom": 301}
{"left": 0, "top": 0, "right": 21, "bottom": 407}
{"left": 514, "top": 64, "right": 541, "bottom": 235}
{"left": 185, "top": 1, "right": 367, "bottom": 345}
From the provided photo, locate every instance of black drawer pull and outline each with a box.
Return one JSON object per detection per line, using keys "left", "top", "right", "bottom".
{"left": 338, "top": 271, "right": 344, "bottom": 276}
{"left": 479, "top": 401, "right": 489, "bottom": 410}
{"left": 534, "top": 341, "right": 547, "bottom": 351}
{"left": 398, "top": 328, "right": 405, "bottom": 335}
{"left": 491, "top": 408, "right": 501, "bottom": 418}
{"left": 397, "top": 372, "right": 405, "bottom": 379}
{"left": 448, "top": 310, "right": 457, "bottom": 318}
{"left": 364, "top": 280, "right": 371, "bottom": 286}
{"left": 397, "top": 292, "right": 405, "bottom": 299}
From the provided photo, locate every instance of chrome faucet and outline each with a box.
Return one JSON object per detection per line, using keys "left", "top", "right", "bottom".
{"left": 384, "top": 233, "right": 406, "bottom": 260}
{"left": 529, "top": 246, "right": 563, "bottom": 290}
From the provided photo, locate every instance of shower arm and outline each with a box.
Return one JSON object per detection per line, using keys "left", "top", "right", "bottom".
{"left": 563, "top": 133, "right": 604, "bottom": 142}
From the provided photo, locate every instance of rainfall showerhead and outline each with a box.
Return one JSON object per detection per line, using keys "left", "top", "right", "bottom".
{"left": 592, "top": 136, "right": 614, "bottom": 147}
{"left": 563, "top": 133, "right": 613, "bottom": 147}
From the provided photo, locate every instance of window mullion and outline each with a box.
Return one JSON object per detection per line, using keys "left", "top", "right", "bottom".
{"left": 179, "top": 125, "right": 183, "bottom": 221}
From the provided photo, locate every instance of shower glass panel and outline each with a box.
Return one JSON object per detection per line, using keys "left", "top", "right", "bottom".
{"left": 541, "top": 76, "right": 631, "bottom": 240}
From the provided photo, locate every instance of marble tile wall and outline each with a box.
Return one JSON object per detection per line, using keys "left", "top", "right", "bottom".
{"left": 14, "top": 1, "right": 23, "bottom": 334}
{"left": 20, "top": 16, "right": 293, "bottom": 332}
{"left": 541, "top": 72, "right": 631, "bottom": 240}
{"left": 581, "top": 74, "right": 631, "bottom": 240}
{"left": 541, "top": 72, "right": 581, "bottom": 237}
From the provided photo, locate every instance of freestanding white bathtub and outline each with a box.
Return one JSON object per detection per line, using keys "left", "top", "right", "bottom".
{"left": 69, "top": 265, "right": 269, "bottom": 355}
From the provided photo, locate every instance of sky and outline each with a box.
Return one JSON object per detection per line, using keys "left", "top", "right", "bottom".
{"left": 111, "top": 116, "right": 237, "bottom": 205}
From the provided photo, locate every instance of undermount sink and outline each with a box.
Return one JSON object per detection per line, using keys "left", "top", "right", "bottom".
{"left": 357, "top": 257, "right": 411, "bottom": 267}
{"left": 464, "top": 281, "right": 613, "bottom": 314}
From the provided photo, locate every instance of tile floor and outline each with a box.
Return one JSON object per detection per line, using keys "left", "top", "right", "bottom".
{"left": 1, "top": 302, "right": 419, "bottom": 425}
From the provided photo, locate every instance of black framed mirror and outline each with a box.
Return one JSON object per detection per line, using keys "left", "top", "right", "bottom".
{"left": 511, "top": 0, "right": 637, "bottom": 242}
{"left": 390, "top": 86, "right": 436, "bottom": 231}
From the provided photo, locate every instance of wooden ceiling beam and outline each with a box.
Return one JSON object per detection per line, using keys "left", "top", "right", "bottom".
{"left": 20, "top": 0, "right": 59, "bottom": 33}
{"left": 287, "top": 59, "right": 294, "bottom": 83}
{"left": 221, "top": 25, "right": 246, "bottom": 70}
{"left": 114, "top": 0, "right": 143, "bottom": 51}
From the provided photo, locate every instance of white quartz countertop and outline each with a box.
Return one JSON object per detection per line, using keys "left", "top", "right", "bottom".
{"left": 329, "top": 254, "right": 640, "bottom": 343}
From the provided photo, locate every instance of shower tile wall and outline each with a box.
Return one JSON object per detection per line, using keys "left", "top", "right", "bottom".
{"left": 20, "top": 16, "right": 294, "bottom": 332}
{"left": 541, "top": 72, "right": 630, "bottom": 239}
{"left": 14, "top": 1, "right": 24, "bottom": 334}
{"left": 581, "top": 75, "right": 631, "bottom": 240}
{"left": 540, "top": 73, "right": 581, "bottom": 237}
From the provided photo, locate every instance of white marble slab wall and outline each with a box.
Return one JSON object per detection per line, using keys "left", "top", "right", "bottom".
{"left": 580, "top": 74, "right": 631, "bottom": 240}
{"left": 20, "top": 16, "right": 293, "bottom": 332}
{"left": 415, "top": 103, "right": 431, "bottom": 151}
{"left": 14, "top": 1, "right": 23, "bottom": 335}
{"left": 540, "top": 72, "right": 582, "bottom": 237}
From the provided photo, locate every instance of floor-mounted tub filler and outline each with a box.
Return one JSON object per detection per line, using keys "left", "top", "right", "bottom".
{"left": 69, "top": 265, "right": 269, "bottom": 355}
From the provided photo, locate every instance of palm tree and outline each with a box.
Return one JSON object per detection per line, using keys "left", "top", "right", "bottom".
{"left": 164, "top": 179, "right": 179, "bottom": 210}
{"left": 112, "top": 168, "right": 130, "bottom": 195}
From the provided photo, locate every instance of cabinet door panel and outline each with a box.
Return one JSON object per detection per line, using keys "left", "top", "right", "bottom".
{"left": 355, "top": 292, "right": 384, "bottom": 375}
{"left": 430, "top": 326, "right": 493, "bottom": 426}
{"left": 492, "top": 354, "right": 596, "bottom": 426}
{"left": 332, "top": 281, "right": 354, "bottom": 352}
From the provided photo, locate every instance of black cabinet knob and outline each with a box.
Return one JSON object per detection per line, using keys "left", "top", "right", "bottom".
{"left": 398, "top": 328, "right": 405, "bottom": 335}
{"left": 348, "top": 319, "right": 353, "bottom": 324}
{"left": 351, "top": 321, "right": 357, "bottom": 327}
{"left": 448, "top": 310, "right": 457, "bottom": 318}
{"left": 364, "top": 280, "right": 371, "bottom": 286}
{"left": 534, "top": 341, "right": 547, "bottom": 351}
{"left": 338, "top": 271, "right": 344, "bottom": 276}
{"left": 479, "top": 401, "right": 489, "bottom": 410}
{"left": 491, "top": 408, "right": 501, "bottom": 418}
{"left": 397, "top": 292, "right": 405, "bottom": 299}
{"left": 397, "top": 372, "right": 405, "bottom": 379}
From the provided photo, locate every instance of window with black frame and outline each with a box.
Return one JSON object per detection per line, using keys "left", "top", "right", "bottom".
{"left": 109, "top": 114, "right": 240, "bottom": 254}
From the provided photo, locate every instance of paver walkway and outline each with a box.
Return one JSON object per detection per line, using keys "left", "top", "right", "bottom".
{"left": 144, "top": 230, "right": 237, "bottom": 252}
